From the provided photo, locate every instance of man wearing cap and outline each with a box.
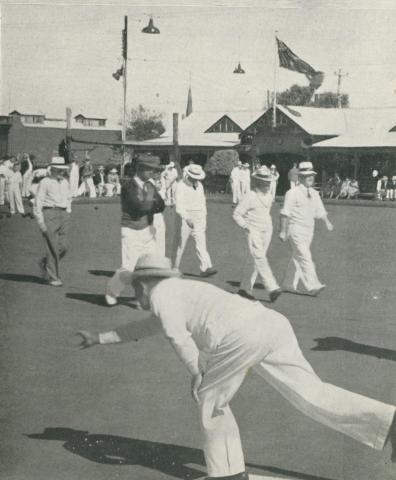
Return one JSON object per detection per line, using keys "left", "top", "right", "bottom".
{"left": 173, "top": 163, "right": 217, "bottom": 277}
{"left": 93, "top": 166, "right": 106, "bottom": 197}
{"left": 230, "top": 161, "right": 242, "bottom": 205}
{"left": 34, "top": 157, "right": 71, "bottom": 287}
{"left": 233, "top": 166, "right": 281, "bottom": 302}
{"left": 105, "top": 154, "right": 165, "bottom": 305}
{"left": 280, "top": 161, "right": 333, "bottom": 296}
{"left": 78, "top": 253, "right": 396, "bottom": 480}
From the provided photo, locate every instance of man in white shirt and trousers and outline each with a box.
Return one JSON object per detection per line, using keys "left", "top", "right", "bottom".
{"left": 233, "top": 166, "right": 281, "bottom": 302}
{"left": 240, "top": 163, "right": 251, "bottom": 199}
{"left": 78, "top": 254, "right": 396, "bottom": 480}
{"left": 173, "top": 164, "right": 217, "bottom": 277}
{"left": 69, "top": 154, "right": 80, "bottom": 198}
{"left": 34, "top": 157, "right": 71, "bottom": 287}
{"left": 230, "top": 161, "right": 242, "bottom": 205}
{"left": 280, "top": 161, "right": 333, "bottom": 296}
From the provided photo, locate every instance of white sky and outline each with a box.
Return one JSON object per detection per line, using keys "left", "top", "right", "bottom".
{"left": 1, "top": 0, "right": 396, "bottom": 128}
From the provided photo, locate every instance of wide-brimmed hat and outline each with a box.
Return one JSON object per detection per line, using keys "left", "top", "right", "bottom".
{"left": 131, "top": 254, "right": 181, "bottom": 281}
{"left": 168, "top": 161, "right": 175, "bottom": 168}
{"left": 136, "top": 154, "right": 163, "bottom": 171}
{"left": 252, "top": 165, "right": 272, "bottom": 182}
{"left": 109, "top": 168, "right": 118, "bottom": 173}
{"left": 298, "top": 161, "right": 316, "bottom": 176}
{"left": 98, "top": 165, "right": 105, "bottom": 171}
{"left": 50, "top": 157, "right": 69, "bottom": 169}
{"left": 242, "top": 163, "right": 250, "bottom": 168}
{"left": 186, "top": 164, "right": 206, "bottom": 180}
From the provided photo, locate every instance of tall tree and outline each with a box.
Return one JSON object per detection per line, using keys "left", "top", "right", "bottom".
{"left": 126, "top": 105, "right": 165, "bottom": 141}
{"left": 277, "top": 84, "right": 349, "bottom": 108}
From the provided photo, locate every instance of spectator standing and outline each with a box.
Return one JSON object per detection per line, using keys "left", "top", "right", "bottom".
{"left": 386, "top": 175, "right": 396, "bottom": 201}
{"left": 377, "top": 175, "right": 387, "bottom": 201}
{"left": 288, "top": 162, "right": 299, "bottom": 188}
{"left": 0, "top": 158, "right": 7, "bottom": 206}
{"left": 269, "top": 164, "right": 279, "bottom": 199}
{"left": 69, "top": 154, "right": 80, "bottom": 198}
{"left": 107, "top": 168, "right": 121, "bottom": 196}
{"left": 34, "top": 157, "right": 71, "bottom": 287}
{"left": 163, "top": 161, "right": 178, "bottom": 206}
{"left": 77, "top": 155, "right": 96, "bottom": 198}
{"left": 230, "top": 161, "right": 242, "bottom": 205}
{"left": 7, "top": 162, "right": 25, "bottom": 215}
{"left": 94, "top": 166, "right": 106, "bottom": 197}
{"left": 21, "top": 153, "right": 34, "bottom": 197}
{"left": 240, "top": 163, "right": 251, "bottom": 198}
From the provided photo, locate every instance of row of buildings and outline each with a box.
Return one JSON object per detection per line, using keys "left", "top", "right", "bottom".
{"left": 1, "top": 104, "right": 396, "bottom": 193}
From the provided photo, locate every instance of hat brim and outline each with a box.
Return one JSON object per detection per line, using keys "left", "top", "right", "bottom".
{"left": 51, "top": 164, "right": 69, "bottom": 169}
{"left": 138, "top": 162, "right": 164, "bottom": 171}
{"left": 252, "top": 175, "right": 272, "bottom": 182}
{"left": 298, "top": 171, "right": 317, "bottom": 176}
{"left": 187, "top": 172, "right": 205, "bottom": 180}
{"left": 131, "top": 268, "right": 182, "bottom": 281}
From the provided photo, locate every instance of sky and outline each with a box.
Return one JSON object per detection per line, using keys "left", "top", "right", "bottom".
{"left": 1, "top": 0, "right": 396, "bottom": 129}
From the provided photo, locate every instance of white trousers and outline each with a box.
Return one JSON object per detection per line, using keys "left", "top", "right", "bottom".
{"left": 0, "top": 177, "right": 5, "bottom": 205}
{"left": 69, "top": 170, "right": 80, "bottom": 198}
{"left": 22, "top": 171, "right": 33, "bottom": 197}
{"left": 9, "top": 185, "right": 25, "bottom": 214}
{"left": 77, "top": 178, "right": 97, "bottom": 198}
{"left": 153, "top": 213, "right": 166, "bottom": 257}
{"left": 197, "top": 308, "right": 395, "bottom": 477}
{"left": 240, "top": 227, "right": 279, "bottom": 293}
{"left": 106, "top": 226, "right": 157, "bottom": 298}
{"left": 173, "top": 211, "right": 212, "bottom": 272}
{"left": 231, "top": 182, "right": 242, "bottom": 204}
{"left": 282, "top": 224, "right": 323, "bottom": 292}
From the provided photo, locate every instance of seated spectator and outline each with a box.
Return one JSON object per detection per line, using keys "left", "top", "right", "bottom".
{"left": 93, "top": 166, "right": 106, "bottom": 197}
{"left": 337, "top": 177, "right": 351, "bottom": 199}
{"left": 105, "top": 168, "right": 121, "bottom": 196}
{"left": 347, "top": 178, "right": 359, "bottom": 199}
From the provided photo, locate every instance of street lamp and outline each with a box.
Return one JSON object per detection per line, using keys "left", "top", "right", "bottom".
{"left": 142, "top": 16, "right": 160, "bottom": 34}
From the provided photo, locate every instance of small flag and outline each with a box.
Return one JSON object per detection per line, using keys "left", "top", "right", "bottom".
{"left": 276, "top": 37, "right": 324, "bottom": 89}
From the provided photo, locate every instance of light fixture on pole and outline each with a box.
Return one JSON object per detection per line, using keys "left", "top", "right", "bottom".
{"left": 142, "top": 16, "right": 160, "bottom": 34}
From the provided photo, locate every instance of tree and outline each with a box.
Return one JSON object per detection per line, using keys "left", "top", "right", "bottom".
{"left": 126, "top": 105, "right": 165, "bottom": 141}
{"left": 277, "top": 84, "right": 349, "bottom": 108}
{"left": 205, "top": 150, "right": 240, "bottom": 176}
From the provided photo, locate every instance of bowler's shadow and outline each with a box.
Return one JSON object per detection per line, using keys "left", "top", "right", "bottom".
{"left": 26, "top": 427, "right": 338, "bottom": 480}
{"left": 227, "top": 280, "right": 264, "bottom": 290}
{"left": 0, "top": 273, "right": 47, "bottom": 285}
{"left": 66, "top": 293, "right": 137, "bottom": 308}
{"left": 88, "top": 270, "right": 115, "bottom": 278}
{"left": 312, "top": 336, "right": 396, "bottom": 362}
{"left": 27, "top": 427, "right": 205, "bottom": 479}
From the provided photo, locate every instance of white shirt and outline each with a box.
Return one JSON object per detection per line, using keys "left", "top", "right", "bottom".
{"left": 7, "top": 171, "right": 22, "bottom": 186}
{"left": 35, "top": 177, "right": 72, "bottom": 224}
{"left": 101, "top": 278, "right": 265, "bottom": 376}
{"left": 233, "top": 190, "right": 273, "bottom": 231}
{"left": 175, "top": 180, "right": 206, "bottom": 219}
{"left": 281, "top": 184, "right": 327, "bottom": 228}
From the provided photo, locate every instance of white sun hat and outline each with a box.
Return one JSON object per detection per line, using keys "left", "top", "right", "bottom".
{"left": 298, "top": 161, "right": 317, "bottom": 176}
{"left": 252, "top": 165, "right": 273, "bottom": 182}
{"left": 131, "top": 254, "right": 181, "bottom": 280}
{"left": 186, "top": 164, "right": 206, "bottom": 180}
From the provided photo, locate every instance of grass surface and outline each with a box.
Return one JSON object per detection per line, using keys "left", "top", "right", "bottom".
{"left": 0, "top": 201, "right": 396, "bottom": 480}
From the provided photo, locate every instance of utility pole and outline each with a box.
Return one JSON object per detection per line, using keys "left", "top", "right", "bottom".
{"left": 66, "top": 107, "right": 72, "bottom": 163}
{"left": 121, "top": 16, "right": 128, "bottom": 177}
{"left": 334, "top": 69, "right": 348, "bottom": 108}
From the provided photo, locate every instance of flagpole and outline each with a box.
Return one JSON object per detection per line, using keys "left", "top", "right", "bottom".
{"left": 272, "top": 30, "right": 278, "bottom": 129}
{"left": 121, "top": 15, "right": 128, "bottom": 178}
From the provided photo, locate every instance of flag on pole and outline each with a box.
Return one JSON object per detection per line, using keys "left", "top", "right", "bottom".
{"left": 276, "top": 37, "right": 324, "bottom": 89}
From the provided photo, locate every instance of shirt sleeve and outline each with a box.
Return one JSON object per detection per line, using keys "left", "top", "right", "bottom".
{"left": 314, "top": 193, "right": 327, "bottom": 219}
{"left": 233, "top": 194, "right": 250, "bottom": 229}
{"left": 280, "top": 190, "right": 293, "bottom": 217}
{"left": 151, "top": 288, "right": 200, "bottom": 376}
{"left": 66, "top": 181, "right": 72, "bottom": 213}
{"left": 34, "top": 179, "right": 47, "bottom": 226}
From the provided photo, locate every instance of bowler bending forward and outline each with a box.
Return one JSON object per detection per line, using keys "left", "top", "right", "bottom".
{"left": 78, "top": 254, "right": 396, "bottom": 480}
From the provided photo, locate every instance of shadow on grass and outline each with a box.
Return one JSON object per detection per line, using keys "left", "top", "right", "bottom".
{"left": 26, "top": 427, "right": 338, "bottom": 480}
{"left": 312, "top": 337, "right": 396, "bottom": 362}
{"left": 0, "top": 273, "right": 47, "bottom": 285}
{"left": 66, "top": 293, "right": 137, "bottom": 308}
{"left": 226, "top": 280, "right": 264, "bottom": 290}
{"left": 88, "top": 270, "right": 115, "bottom": 278}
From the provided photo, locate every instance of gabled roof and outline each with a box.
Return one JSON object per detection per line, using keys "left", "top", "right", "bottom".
{"left": 9, "top": 110, "right": 45, "bottom": 117}
{"left": 74, "top": 114, "right": 107, "bottom": 120}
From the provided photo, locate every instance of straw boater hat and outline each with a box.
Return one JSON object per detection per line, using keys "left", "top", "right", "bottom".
{"left": 50, "top": 157, "right": 69, "bottom": 169}
{"left": 252, "top": 165, "right": 273, "bottom": 182}
{"left": 186, "top": 164, "right": 206, "bottom": 180}
{"left": 298, "top": 161, "right": 317, "bottom": 176}
{"left": 131, "top": 254, "right": 181, "bottom": 281}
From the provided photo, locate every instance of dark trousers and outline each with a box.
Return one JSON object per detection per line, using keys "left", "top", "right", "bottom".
{"left": 42, "top": 209, "right": 70, "bottom": 281}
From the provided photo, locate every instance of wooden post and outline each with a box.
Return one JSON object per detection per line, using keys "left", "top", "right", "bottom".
{"left": 66, "top": 107, "right": 72, "bottom": 163}
{"left": 173, "top": 112, "right": 181, "bottom": 166}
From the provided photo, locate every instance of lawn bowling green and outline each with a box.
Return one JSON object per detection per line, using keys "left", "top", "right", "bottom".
{"left": 1, "top": 199, "right": 395, "bottom": 480}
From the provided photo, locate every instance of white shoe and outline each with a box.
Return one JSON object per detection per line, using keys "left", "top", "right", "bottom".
{"left": 105, "top": 294, "right": 118, "bottom": 306}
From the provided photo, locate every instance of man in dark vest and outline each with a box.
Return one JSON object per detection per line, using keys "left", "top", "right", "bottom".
{"left": 105, "top": 154, "right": 165, "bottom": 305}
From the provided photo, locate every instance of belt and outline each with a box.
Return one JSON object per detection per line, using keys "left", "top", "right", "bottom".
{"left": 43, "top": 206, "right": 66, "bottom": 210}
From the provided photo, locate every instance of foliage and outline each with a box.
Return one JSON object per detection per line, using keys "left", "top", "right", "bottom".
{"left": 205, "top": 150, "right": 240, "bottom": 176}
{"left": 277, "top": 84, "right": 349, "bottom": 108}
{"left": 126, "top": 105, "right": 165, "bottom": 141}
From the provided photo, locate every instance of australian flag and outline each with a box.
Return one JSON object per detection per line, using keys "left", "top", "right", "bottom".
{"left": 276, "top": 37, "right": 324, "bottom": 89}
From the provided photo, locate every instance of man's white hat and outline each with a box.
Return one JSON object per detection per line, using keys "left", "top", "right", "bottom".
{"left": 109, "top": 168, "right": 118, "bottom": 173}
{"left": 186, "top": 163, "right": 206, "bottom": 180}
{"left": 372, "top": 169, "right": 379, "bottom": 178}
{"left": 252, "top": 165, "right": 272, "bottom": 182}
{"left": 242, "top": 162, "right": 250, "bottom": 168}
{"left": 270, "top": 164, "right": 276, "bottom": 169}
{"left": 168, "top": 161, "right": 175, "bottom": 168}
{"left": 33, "top": 168, "right": 48, "bottom": 178}
{"left": 131, "top": 254, "right": 181, "bottom": 280}
{"left": 50, "top": 157, "right": 69, "bottom": 169}
{"left": 237, "top": 161, "right": 242, "bottom": 166}
{"left": 298, "top": 161, "right": 316, "bottom": 176}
